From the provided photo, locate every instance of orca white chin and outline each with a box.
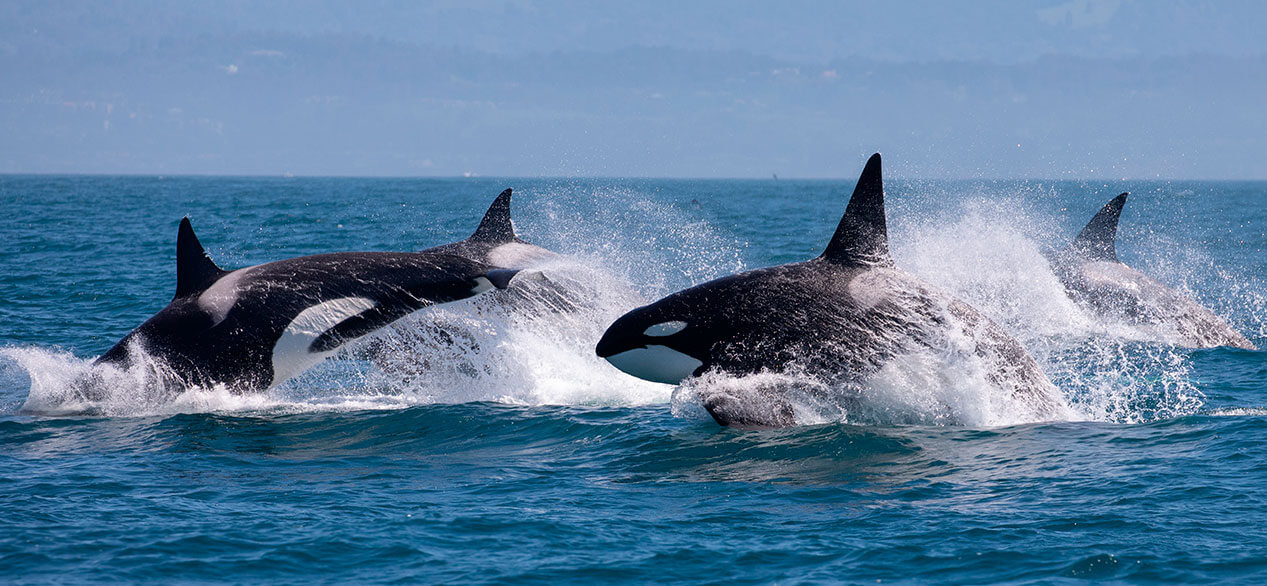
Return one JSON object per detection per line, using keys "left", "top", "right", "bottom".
{"left": 603, "top": 345, "right": 703, "bottom": 385}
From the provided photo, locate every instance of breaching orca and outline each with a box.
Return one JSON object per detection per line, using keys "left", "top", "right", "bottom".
{"left": 595, "top": 153, "right": 1068, "bottom": 427}
{"left": 1049, "top": 193, "right": 1256, "bottom": 350}
{"left": 93, "top": 218, "right": 518, "bottom": 391}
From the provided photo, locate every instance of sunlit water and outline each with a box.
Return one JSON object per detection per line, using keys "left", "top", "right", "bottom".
{"left": 3, "top": 175, "right": 1267, "bottom": 582}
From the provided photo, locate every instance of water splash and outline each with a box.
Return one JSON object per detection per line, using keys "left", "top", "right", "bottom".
{"left": 2, "top": 345, "right": 286, "bottom": 417}
{"left": 522, "top": 182, "right": 748, "bottom": 295}
{"left": 361, "top": 256, "right": 669, "bottom": 406}
{"left": 671, "top": 330, "right": 1077, "bottom": 429}
{"left": 895, "top": 193, "right": 1213, "bottom": 423}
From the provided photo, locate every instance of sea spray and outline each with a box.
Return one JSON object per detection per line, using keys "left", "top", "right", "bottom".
{"left": 895, "top": 192, "right": 1212, "bottom": 422}
{"left": 523, "top": 182, "right": 749, "bottom": 295}
{"left": 363, "top": 256, "right": 670, "bottom": 406}
{"left": 670, "top": 315, "right": 1078, "bottom": 429}
{"left": 4, "top": 344, "right": 285, "bottom": 417}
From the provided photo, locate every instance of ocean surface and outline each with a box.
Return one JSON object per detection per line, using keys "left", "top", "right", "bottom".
{"left": 3, "top": 174, "right": 1267, "bottom": 583}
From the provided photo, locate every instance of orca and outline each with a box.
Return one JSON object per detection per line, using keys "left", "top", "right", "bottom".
{"left": 422, "top": 188, "right": 556, "bottom": 269}
{"left": 1049, "top": 193, "right": 1256, "bottom": 350}
{"left": 93, "top": 218, "right": 519, "bottom": 391}
{"left": 595, "top": 153, "right": 1068, "bottom": 427}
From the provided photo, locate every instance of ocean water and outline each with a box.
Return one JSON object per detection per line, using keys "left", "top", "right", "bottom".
{"left": 3, "top": 174, "right": 1267, "bottom": 583}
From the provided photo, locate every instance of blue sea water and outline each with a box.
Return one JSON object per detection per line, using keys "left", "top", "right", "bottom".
{"left": 3, "top": 174, "right": 1267, "bottom": 583}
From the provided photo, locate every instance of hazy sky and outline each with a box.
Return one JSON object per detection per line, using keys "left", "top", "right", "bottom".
{"left": 3, "top": 0, "right": 1266, "bottom": 178}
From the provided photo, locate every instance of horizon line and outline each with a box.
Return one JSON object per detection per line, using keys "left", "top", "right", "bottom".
{"left": 3, "top": 171, "right": 1265, "bottom": 183}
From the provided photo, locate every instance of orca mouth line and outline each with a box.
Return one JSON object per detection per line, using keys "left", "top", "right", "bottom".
{"left": 594, "top": 341, "right": 643, "bottom": 359}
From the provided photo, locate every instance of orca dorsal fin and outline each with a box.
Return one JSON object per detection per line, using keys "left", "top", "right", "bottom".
{"left": 174, "top": 217, "right": 227, "bottom": 299}
{"left": 820, "top": 153, "right": 892, "bottom": 266}
{"left": 1070, "top": 192, "right": 1129, "bottom": 262}
{"left": 468, "top": 188, "right": 517, "bottom": 244}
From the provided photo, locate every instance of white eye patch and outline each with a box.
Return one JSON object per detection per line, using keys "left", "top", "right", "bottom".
{"left": 644, "top": 320, "right": 688, "bottom": 337}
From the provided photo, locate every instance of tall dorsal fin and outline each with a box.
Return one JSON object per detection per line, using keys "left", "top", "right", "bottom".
{"left": 174, "top": 217, "right": 227, "bottom": 299}
{"left": 1070, "top": 192, "right": 1129, "bottom": 262}
{"left": 467, "top": 188, "right": 516, "bottom": 243}
{"left": 820, "top": 153, "right": 892, "bottom": 266}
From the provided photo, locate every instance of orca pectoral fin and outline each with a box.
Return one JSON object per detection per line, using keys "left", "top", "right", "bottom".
{"left": 485, "top": 268, "right": 523, "bottom": 290}
{"left": 701, "top": 390, "right": 796, "bottom": 428}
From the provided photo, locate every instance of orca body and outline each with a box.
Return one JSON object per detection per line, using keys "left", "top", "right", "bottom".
{"left": 94, "top": 219, "right": 516, "bottom": 391}
{"left": 595, "top": 154, "right": 1067, "bottom": 427}
{"left": 1049, "top": 193, "right": 1256, "bottom": 350}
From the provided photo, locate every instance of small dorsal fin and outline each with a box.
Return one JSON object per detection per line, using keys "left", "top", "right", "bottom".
{"left": 820, "top": 153, "right": 892, "bottom": 266}
{"left": 174, "top": 217, "right": 227, "bottom": 299}
{"left": 1070, "top": 193, "right": 1129, "bottom": 262}
{"left": 468, "top": 188, "right": 517, "bottom": 243}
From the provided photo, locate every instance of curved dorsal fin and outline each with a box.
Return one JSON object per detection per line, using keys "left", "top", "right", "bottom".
{"left": 468, "top": 188, "right": 516, "bottom": 243}
{"left": 174, "top": 217, "right": 227, "bottom": 299}
{"left": 1070, "top": 192, "right": 1129, "bottom": 262}
{"left": 820, "top": 153, "right": 892, "bottom": 266}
